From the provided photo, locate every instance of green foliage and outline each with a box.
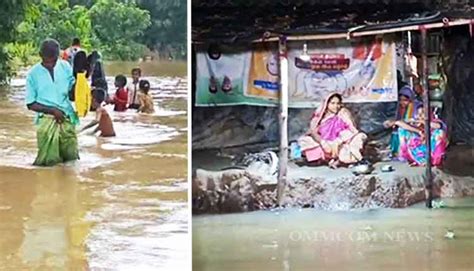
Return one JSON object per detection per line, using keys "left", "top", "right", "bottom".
{"left": 0, "top": 48, "right": 13, "bottom": 84}
{"left": 1, "top": 0, "right": 187, "bottom": 82}
{"left": 0, "top": 0, "right": 31, "bottom": 84}
{"left": 68, "top": 0, "right": 94, "bottom": 8}
{"left": 17, "top": 0, "right": 93, "bottom": 50}
{"left": 11, "top": 0, "right": 152, "bottom": 61}
{"left": 5, "top": 42, "right": 39, "bottom": 68}
{"left": 102, "top": 42, "right": 148, "bottom": 61}
{"left": 89, "top": 0, "right": 151, "bottom": 60}
{"left": 136, "top": 0, "right": 187, "bottom": 60}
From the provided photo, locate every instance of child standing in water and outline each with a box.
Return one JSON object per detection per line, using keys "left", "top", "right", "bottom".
{"left": 127, "top": 68, "right": 141, "bottom": 109}
{"left": 80, "top": 88, "right": 116, "bottom": 137}
{"left": 113, "top": 74, "right": 128, "bottom": 111}
{"left": 137, "top": 79, "right": 155, "bottom": 114}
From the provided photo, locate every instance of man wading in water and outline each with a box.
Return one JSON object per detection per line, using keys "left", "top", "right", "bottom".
{"left": 26, "top": 39, "right": 79, "bottom": 166}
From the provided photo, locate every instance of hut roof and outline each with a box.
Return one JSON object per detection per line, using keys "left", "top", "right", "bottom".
{"left": 192, "top": 0, "right": 474, "bottom": 43}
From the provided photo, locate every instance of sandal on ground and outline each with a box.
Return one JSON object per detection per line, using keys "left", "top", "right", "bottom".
{"left": 329, "top": 159, "right": 340, "bottom": 169}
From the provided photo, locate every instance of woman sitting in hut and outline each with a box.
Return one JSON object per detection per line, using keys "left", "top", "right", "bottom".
{"left": 384, "top": 103, "right": 447, "bottom": 166}
{"left": 385, "top": 85, "right": 419, "bottom": 160}
{"left": 298, "top": 93, "right": 367, "bottom": 168}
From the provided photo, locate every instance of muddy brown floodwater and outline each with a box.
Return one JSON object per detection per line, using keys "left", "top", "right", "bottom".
{"left": 0, "top": 63, "right": 188, "bottom": 270}
{"left": 193, "top": 153, "right": 474, "bottom": 271}
{"left": 194, "top": 196, "right": 474, "bottom": 271}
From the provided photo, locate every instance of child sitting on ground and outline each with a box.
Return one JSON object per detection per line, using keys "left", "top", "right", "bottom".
{"left": 113, "top": 74, "right": 128, "bottom": 112}
{"left": 80, "top": 88, "right": 116, "bottom": 137}
{"left": 137, "top": 79, "right": 155, "bottom": 114}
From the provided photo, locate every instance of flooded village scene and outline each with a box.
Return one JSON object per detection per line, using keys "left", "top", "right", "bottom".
{"left": 0, "top": 0, "right": 188, "bottom": 270}
{"left": 192, "top": 1, "right": 474, "bottom": 271}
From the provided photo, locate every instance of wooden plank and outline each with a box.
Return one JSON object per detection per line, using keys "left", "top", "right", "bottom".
{"left": 276, "top": 37, "right": 289, "bottom": 206}
{"left": 420, "top": 26, "right": 433, "bottom": 208}
{"left": 248, "top": 19, "right": 473, "bottom": 43}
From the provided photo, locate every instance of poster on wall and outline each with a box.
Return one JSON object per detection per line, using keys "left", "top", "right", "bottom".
{"left": 245, "top": 43, "right": 280, "bottom": 100}
{"left": 288, "top": 36, "right": 398, "bottom": 107}
{"left": 195, "top": 36, "right": 398, "bottom": 107}
{"left": 195, "top": 44, "right": 274, "bottom": 106}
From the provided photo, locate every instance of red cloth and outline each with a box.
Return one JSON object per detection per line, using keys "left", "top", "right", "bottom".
{"left": 114, "top": 87, "right": 128, "bottom": 111}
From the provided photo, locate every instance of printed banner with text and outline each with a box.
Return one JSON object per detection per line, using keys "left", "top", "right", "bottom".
{"left": 195, "top": 36, "right": 397, "bottom": 107}
{"left": 288, "top": 36, "right": 398, "bottom": 107}
{"left": 245, "top": 43, "right": 280, "bottom": 100}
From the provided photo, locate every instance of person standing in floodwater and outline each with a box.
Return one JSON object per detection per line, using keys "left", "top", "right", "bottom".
{"left": 87, "top": 51, "right": 107, "bottom": 90}
{"left": 137, "top": 79, "right": 155, "bottom": 114}
{"left": 25, "top": 39, "right": 79, "bottom": 166}
{"left": 127, "top": 68, "right": 141, "bottom": 109}
{"left": 61, "top": 37, "right": 81, "bottom": 65}
{"left": 71, "top": 51, "right": 91, "bottom": 118}
{"left": 112, "top": 74, "right": 128, "bottom": 112}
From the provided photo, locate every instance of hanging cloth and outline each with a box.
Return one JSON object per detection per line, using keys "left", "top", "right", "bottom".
{"left": 405, "top": 53, "right": 418, "bottom": 78}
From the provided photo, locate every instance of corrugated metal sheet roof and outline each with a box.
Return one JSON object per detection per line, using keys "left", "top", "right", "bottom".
{"left": 192, "top": 0, "right": 470, "bottom": 8}
{"left": 192, "top": 0, "right": 473, "bottom": 43}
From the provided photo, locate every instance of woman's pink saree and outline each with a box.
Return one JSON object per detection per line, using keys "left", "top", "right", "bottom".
{"left": 298, "top": 93, "right": 367, "bottom": 164}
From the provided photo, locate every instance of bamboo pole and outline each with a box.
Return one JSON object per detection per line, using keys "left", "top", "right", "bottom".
{"left": 407, "top": 31, "right": 414, "bottom": 89}
{"left": 192, "top": 20, "right": 473, "bottom": 45}
{"left": 420, "top": 26, "right": 433, "bottom": 208}
{"left": 277, "top": 36, "right": 289, "bottom": 206}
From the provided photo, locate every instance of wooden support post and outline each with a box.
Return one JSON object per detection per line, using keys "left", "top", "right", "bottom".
{"left": 277, "top": 36, "right": 289, "bottom": 206}
{"left": 420, "top": 26, "right": 433, "bottom": 208}
{"left": 407, "top": 31, "right": 414, "bottom": 89}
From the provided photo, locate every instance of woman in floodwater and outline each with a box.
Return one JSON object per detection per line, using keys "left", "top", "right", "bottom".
{"left": 385, "top": 103, "right": 448, "bottom": 166}
{"left": 298, "top": 93, "right": 367, "bottom": 168}
{"left": 87, "top": 50, "right": 106, "bottom": 90}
